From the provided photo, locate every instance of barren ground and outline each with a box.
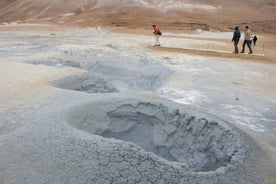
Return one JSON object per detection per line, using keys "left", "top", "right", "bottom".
{"left": 0, "top": 23, "right": 275, "bottom": 184}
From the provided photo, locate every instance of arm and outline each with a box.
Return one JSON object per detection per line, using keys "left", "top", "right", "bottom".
{"left": 232, "top": 32, "right": 235, "bottom": 41}
{"left": 153, "top": 27, "right": 159, "bottom": 34}
{"left": 232, "top": 31, "right": 238, "bottom": 41}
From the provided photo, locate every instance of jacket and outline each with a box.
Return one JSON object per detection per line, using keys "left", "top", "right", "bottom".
{"left": 232, "top": 29, "right": 241, "bottom": 41}
{"left": 153, "top": 26, "right": 160, "bottom": 35}
{"left": 244, "top": 29, "right": 252, "bottom": 41}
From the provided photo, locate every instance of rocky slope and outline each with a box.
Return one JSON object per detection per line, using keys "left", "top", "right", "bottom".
{"left": 0, "top": 0, "right": 276, "bottom": 32}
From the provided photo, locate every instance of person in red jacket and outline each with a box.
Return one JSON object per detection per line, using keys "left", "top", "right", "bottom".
{"left": 152, "top": 25, "right": 161, "bottom": 46}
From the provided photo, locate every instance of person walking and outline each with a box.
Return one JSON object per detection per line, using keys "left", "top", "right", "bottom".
{"left": 232, "top": 26, "right": 241, "bottom": 54}
{"left": 240, "top": 26, "right": 253, "bottom": 54}
{"left": 253, "top": 35, "right": 258, "bottom": 46}
{"left": 152, "top": 25, "right": 161, "bottom": 46}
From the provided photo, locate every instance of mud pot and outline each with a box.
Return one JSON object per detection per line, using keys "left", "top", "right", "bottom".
{"left": 66, "top": 98, "right": 265, "bottom": 183}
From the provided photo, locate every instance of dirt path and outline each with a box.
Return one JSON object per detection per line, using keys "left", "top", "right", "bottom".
{"left": 148, "top": 46, "right": 272, "bottom": 63}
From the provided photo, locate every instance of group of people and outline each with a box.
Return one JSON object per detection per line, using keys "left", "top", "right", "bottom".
{"left": 152, "top": 24, "right": 258, "bottom": 56}
{"left": 232, "top": 25, "right": 257, "bottom": 54}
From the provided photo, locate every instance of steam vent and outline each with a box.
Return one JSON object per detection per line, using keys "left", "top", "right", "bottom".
{"left": 66, "top": 98, "right": 264, "bottom": 184}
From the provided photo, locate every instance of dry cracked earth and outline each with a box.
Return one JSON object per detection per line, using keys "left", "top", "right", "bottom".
{"left": 0, "top": 27, "right": 275, "bottom": 184}
{"left": 0, "top": 1, "right": 276, "bottom": 182}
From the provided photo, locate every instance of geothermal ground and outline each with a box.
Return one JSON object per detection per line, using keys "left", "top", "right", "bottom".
{"left": 0, "top": 25, "right": 276, "bottom": 184}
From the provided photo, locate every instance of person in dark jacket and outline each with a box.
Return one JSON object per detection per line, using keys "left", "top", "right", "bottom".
{"left": 253, "top": 35, "right": 257, "bottom": 46}
{"left": 232, "top": 26, "right": 241, "bottom": 54}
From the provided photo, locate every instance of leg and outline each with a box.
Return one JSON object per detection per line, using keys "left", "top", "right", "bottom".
{"left": 247, "top": 41, "right": 253, "bottom": 54}
{"left": 249, "top": 40, "right": 252, "bottom": 47}
{"left": 155, "top": 35, "right": 160, "bottom": 46}
{"left": 241, "top": 40, "right": 246, "bottom": 53}
{"left": 234, "top": 40, "right": 239, "bottom": 53}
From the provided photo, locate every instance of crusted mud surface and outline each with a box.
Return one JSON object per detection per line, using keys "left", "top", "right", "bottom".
{"left": 0, "top": 28, "right": 275, "bottom": 184}
{"left": 65, "top": 98, "right": 265, "bottom": 183}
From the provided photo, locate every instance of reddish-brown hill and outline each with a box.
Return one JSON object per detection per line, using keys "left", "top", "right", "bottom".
{"left": 0, "top": 0, "right": 275, "bottom": 33}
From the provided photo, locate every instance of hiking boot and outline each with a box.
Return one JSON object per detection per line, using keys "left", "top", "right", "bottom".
{"left": 240, "top": 51, "right": 244, "bottom": 53}
{"left": 248, "top": 52, "right": 253, "bottom": 54}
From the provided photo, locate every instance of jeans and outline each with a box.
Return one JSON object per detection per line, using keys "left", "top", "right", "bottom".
{"left": 154, "top": 35, "right": 160, "bottom": 45}
{"left": 233, "top": 39, "right": 239, "bottom": 53}
{"left": 241, "top": 40, "right": 253, "bottom": 53}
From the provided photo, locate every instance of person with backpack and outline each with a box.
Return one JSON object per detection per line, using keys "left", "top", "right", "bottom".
{"left": 152, "top": 25, "right": 162, "bottom": 46}
{"left": 232, "top": 26, "right": 241, "bottom": 54}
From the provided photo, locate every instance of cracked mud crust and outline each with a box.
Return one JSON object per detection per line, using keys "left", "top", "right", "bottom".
{"left": 1, "top": 29, "right": 274, "bottom": 184}
{"left": 65, "top": 98, "right": 266, "bottom": 184}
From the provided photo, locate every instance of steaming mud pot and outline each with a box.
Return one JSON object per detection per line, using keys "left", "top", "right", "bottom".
{"left": 51, "top": 59, "right": 171, "bottom": 93}
{"left": 66, "top": 98, "right": 266, "bottom": 183}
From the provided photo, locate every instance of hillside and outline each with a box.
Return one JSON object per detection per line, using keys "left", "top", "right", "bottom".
{"left": 0, "top": 0, "right": 276, "bottom": 32}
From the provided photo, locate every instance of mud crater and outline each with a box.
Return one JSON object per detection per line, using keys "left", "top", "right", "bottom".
{"left": 51, "top": 62, "right": 168, "bottom": 93}
{"left": 68, "top": 101, "right": 244, "bottom": 172}
{"left": 51, "top": 74, "right": 118, "bottom": 93}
